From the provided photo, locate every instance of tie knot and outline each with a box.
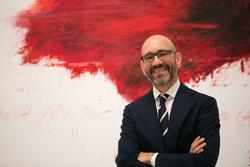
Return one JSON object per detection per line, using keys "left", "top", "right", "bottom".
{"left": 159, "top": 94, "right": 169, "bottom": 104}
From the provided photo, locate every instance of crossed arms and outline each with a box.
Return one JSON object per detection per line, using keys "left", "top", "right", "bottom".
{"left": 137, "top": 136, "right": 206, "bottom": 165}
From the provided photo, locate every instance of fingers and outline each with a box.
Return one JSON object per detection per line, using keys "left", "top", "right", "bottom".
{"left": 192, "top": 142, "right": 206, "bottom": 153}
{"left": 192, "top": 136, "right": 205, "bottom": 149}
{"left": 189, "top": 136, "right": 206, "bottom": 153}
{"left": 198, "top": 148, "right": 204, "bottom": 153}
{"left": 192, "top": 136, "right": 201, "bottom": 144}
{"left": 193, "top": 136, "right": 201, "bottom": 142}
{"left": 137, "top": 152, "right": 155, "bottom": 165}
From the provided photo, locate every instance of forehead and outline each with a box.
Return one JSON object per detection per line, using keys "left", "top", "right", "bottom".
{"left": 141, "top": 37, "right": 173, "bottom": 56}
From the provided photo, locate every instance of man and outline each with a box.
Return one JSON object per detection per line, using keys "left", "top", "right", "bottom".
{"left": 116, "top": 35, "right": 220, "bottom": 167}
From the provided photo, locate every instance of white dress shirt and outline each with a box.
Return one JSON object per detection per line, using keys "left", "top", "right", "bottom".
{"left": 150, "top": 79, "right": 180, "bottom": 167}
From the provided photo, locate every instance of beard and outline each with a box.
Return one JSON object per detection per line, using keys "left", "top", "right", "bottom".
{"left": 145, "top": 62, "right": 177, "bottom": 87}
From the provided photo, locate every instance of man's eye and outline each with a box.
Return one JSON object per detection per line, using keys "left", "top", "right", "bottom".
{"left": 158, "top": 52, "right": 167, "bottom": 57}
{"left": 158, "top": 50, "right": 171, "bottom": 57}
{"left": 144, "top": 54, "right": 154, "bottom": 59}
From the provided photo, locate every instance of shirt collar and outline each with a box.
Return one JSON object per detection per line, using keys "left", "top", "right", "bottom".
{"left": 153, "top": 79, "right": 180, "bottom": 100}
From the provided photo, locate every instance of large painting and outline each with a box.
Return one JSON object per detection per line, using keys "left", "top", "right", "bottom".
{"left": 0, "top": 0, "right": 249, "bottom": 166}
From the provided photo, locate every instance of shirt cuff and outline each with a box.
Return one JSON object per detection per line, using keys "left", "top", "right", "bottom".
{"left": 150, "top": 153, "right": 158, "bottom": 167}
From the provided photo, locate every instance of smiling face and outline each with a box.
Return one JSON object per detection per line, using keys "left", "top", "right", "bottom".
{"left": 140, "top": 35, "right": 182, "bottom": 90}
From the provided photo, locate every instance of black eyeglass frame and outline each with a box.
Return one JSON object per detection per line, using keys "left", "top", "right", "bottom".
{"left": 141, "top": 49, "right": 176, "bottom": 62}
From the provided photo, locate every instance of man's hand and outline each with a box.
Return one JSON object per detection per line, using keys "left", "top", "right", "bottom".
{"left": 189, "top": 136, "right": 206, "bottom": 153}
{"left": 137, "top": 152, "right": 155, "bottom": 165}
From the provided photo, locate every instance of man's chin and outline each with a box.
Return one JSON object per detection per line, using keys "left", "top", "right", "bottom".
{"left": 152, "top": 78, "right": 170, "bottom": 87}
{"left": 153, "top": 74, "right": 169, "bottom": 83}
{"left": 146, "top": 73, "right": 170, "bottom": 86}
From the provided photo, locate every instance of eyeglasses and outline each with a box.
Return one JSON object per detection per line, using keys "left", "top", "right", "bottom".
{"left": 141, "top": 49, "right": 175, "bottom": 62}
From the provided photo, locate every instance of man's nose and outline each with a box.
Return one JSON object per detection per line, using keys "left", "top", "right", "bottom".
{"left": 152, "top": 55, "right": 162, "bottom": 66}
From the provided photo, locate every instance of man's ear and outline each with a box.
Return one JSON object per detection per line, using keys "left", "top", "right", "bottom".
{"left": 140, "top": 60, "right": 146, "bottom": 76}
{"left": 175, "top": 52, "right": 182, "bottom": 68}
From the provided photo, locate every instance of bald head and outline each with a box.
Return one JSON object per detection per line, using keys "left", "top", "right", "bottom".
{"left": 141, "top": 35, "right": 176, "bottom": 56}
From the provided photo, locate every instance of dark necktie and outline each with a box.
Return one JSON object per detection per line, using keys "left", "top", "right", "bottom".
{"left": 158, "top": 94, "right": 169, "bottom": 136}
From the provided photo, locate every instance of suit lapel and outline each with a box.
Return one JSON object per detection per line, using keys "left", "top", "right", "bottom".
{"left": 139, "top": 90, "right": 166, "bottom": 152}
{"left": 164, "top": 84, "right": 194, "bottom": 152}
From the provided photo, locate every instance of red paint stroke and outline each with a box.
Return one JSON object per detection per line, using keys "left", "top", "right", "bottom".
{"left": 236, "top": 110, "right": 250, "bottom": 126}
{"left": 219, "top": 111, "right": 230, "bottom": 121}
{"left": 0, "top": 109, "right": 9, "bottom": 119}
{"left": 103, "top": 109, "right": 112, "bottom": 114}
{"left": 20, "top": 112, "right": 30, "bottom": 117}
{"left": 15, "top": 0, "right": 250, "bottom": 101}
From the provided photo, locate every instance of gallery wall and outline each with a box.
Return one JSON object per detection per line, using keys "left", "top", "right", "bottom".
{"left": 0, "top": 1, "right": 249, "bottom": 166}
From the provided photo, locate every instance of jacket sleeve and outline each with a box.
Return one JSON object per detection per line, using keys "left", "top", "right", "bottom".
{"left": 155, "top": 97, "right": 220, "bottom": 167}
{"left": 116, "top": 107, "right": 151, "bottom": 167}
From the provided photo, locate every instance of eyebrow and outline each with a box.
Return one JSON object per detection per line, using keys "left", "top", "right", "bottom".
{"left": 144, "top": 49, "right": 171, "bottom": 55}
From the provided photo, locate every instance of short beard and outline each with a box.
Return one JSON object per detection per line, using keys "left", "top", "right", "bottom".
{"left": 146, "top": 63, "right": 177, "bottom": 87}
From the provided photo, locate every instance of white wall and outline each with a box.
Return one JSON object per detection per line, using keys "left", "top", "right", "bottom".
{"left": 0, "top": 1, "right": 249, "bottom": 166}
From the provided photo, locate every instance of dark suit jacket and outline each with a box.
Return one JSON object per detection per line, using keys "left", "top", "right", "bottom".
{"left": 116, "top": 83, "right": 220, "bottom": 167}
